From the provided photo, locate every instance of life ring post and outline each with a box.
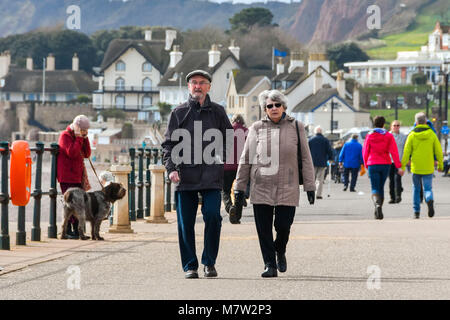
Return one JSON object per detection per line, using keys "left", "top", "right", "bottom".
{"left": 0, "top": 141, "right": 10, "bottom": 250}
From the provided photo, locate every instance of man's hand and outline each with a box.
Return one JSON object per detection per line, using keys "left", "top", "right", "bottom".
{"left": 169, "top": 171, "right": 180, "bottom": 183}
{"left": 307, "top": 191, "right": 315, "bottom": 205}
{"left": 339, "top": 162, "right": 343, "bottom": 168}
{"left": 397, "top": 168, "right": 405, "bottom": 176}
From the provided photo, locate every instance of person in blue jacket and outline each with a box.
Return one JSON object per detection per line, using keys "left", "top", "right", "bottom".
{"left": 339, "top": 134, "right": 364, "bottom": 192}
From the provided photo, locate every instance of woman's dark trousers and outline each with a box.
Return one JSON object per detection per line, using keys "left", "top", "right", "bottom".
{"left": 253, "top": 204, "right": 295, "bottom": 268}
{"left": 60, "top": 182, "right": 82, "bottom": 235}
{"left": 175, "top": 189, "right": 222, "bottom": 272}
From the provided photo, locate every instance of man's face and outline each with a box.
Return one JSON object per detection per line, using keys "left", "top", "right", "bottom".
{"left": 188, "top": 75, "right": 211, "bottom": 102}
{"left": 391, "top": 121, "right": 400, "bottom": 134}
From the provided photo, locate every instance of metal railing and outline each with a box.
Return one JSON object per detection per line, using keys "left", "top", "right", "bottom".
{"left": 0, "top": 141, "right": 59, "bottom": 250}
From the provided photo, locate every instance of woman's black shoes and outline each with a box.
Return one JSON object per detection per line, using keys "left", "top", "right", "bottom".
{"left": 276, "top": 252, "right": 287, "bottom": 273}
{"left": 261, "top": 266, "right": 278, "bottom": 278}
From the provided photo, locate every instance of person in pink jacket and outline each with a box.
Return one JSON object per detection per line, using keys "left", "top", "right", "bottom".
{"left": 363, "top": 116, "right": 404, "bottom": 220}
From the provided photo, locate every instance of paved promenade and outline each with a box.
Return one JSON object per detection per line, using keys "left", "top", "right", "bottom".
{"left": 1, "top": 172, "right": 450, "bottom": 300}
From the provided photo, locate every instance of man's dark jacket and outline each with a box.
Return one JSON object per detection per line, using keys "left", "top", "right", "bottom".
{"left": 162, "top": 94, "right": 232, "bottom": 191}
{"left": 308, "top": 133, "right": 333, "bottom": 167}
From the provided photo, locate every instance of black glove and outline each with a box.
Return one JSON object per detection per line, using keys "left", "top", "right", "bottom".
{"left": 234, "top": 190, "right": 245, "bottom": 207}
{"left": 307, "top": 191, "right": 315, "bottom": 205}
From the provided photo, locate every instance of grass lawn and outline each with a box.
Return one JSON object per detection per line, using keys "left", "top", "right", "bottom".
{"left": 370, "top": 108, "right": 426, "bottom": 127}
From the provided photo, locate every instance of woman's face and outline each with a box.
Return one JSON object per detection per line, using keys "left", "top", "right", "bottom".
{"left": 265, "top": 98, "right": 285, "bottom": 123}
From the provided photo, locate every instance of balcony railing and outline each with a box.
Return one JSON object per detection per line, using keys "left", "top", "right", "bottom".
{"left": 102, "top": 86, "right": 158, "bottom": 93}
{"left": 93, "top": 104, "right": 159, "bottom": 111}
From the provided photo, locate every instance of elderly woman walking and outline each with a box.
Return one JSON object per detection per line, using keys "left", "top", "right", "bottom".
{"left": 363, "top": 116, "right": 404, "bottom": 220}
{"left": 233, "top": 90, "right": 316, "bottom": 278}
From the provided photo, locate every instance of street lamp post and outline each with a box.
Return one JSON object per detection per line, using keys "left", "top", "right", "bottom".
{"left": 330, "top": 99, "right": 335, "bottom": 135}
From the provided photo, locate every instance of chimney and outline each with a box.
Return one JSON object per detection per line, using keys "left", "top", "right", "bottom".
{"left": 353, "top": 83, "right": 360, "bottom": 111}
{"left": 145, "top": 30, "right": 152, "bottom": 41}
{"left": 26, "top": 57, "right": 33, "bottom": 71}
{"left": 208, "top": 44, "right": 221, "bottom": 68}
{"left": 288, "top": 51, "right": 304, "bottom": 73}
{"left": 72, "top": 53, "right": 79, "bottom": 71}
{"left": 228, "top": 39, "right": 240, "bottom": 60}
{"left": 336, "top": 70, "right": 346, "bottom": 98}
{"left": 169, "top": 45, "right": 183, "bottom": 68}
{"left": 0, "top": 50, "right": 11, "bottom": 78}
{"left": 276, "top": 57, "right": 285, "bottom": 75}
{"left": 313, "top": 67, "right": 323, "bottom": 95}
{"left": 46, "top": 53, "right": 55, "bottom": 71}
{"left": 308, "top": 53, "right": 330, "bottom": 74}
{"left": 165, "top": 29, "right": 177, "bottom": 51}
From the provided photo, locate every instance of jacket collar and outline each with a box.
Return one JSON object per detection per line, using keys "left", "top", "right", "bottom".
{"left": 261, "top": 113, "right": 295, "bottom": 123}
{"left": 188, "top": 94, "right": 212, "bottom": 111}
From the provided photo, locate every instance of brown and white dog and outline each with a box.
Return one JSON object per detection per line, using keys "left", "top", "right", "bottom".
{"left": 61, "top": 182, "right": 127, "bottom": 240}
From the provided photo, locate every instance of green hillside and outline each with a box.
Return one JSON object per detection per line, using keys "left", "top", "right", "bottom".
{"left": 367, "top": 0, "right": 450, "bottom": 60}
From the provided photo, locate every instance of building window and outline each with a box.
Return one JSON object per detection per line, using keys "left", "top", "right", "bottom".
{"left": 392, "top": 68, "right": 402, "bottom": 85}
{"left": 142, "top": 62, "right": 152, "bottom": 72}
{"left": 380, "top": 68, "right": 386, "bottom": 82}
{"left": 49, "top": 94, "right": 57, "bottom": 102}
{"left": 65, "top": 94, "right": 75, "bottom": 101}
{"left": 116, "top": 60, "right": 125, "bottom": 71}
{"left": 142, "top": 77, "right": 152, "bottom": 91}
{"left": 142, "top": 95, "right": 152, "bottom": 108}
{"left": 115, "top": 95, "right": 125, "bottom": 109}
{"left": 116, "top": 77, "right": 125, "bottom": 91}
{"left": 371, "top": 68, "right": 379, "bottom": 82}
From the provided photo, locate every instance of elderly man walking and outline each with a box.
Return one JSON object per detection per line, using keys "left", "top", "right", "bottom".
{"left": 388, "top": 120, "right": 407, "bottom": 203}
{"left": 401, "top": 112, "right": 443, "bottom": 219}
{"left": 162, "top": 70, "right": 232, "bottom": 279}
{"left": 308, "top": 126, "right": 333, "bottom": 199}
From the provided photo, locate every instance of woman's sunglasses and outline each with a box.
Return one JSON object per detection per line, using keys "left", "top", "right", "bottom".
{"left": 266, "top": 103, "right": 283, "bottom": 109}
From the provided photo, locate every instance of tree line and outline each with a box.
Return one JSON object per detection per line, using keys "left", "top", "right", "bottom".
{"left": 0, "top": 7, "right": 369, "bottom": 74}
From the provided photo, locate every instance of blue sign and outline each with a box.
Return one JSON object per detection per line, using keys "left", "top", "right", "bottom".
{"left": 441, "top": 126, "right": 449, "bottom": 135}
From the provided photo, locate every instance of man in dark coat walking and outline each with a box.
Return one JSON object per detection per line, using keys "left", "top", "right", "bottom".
{"left": 308, "top": 126, "right": 333, "bottom": 199}
{"left": 162, "top": 70, "right": 232, "bottom": 279}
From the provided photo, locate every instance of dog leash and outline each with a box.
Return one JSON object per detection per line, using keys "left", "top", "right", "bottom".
{"left": 87, "top": 157, "right": 105, "bottom": 192}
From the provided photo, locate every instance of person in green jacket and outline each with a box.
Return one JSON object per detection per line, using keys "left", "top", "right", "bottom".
{"left": 401, "top": 112, "right": 444, "bottom": 219}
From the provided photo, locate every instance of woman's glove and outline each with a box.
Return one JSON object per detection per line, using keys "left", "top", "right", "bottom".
{"left": 307, "top": 191, "right": 315, "bottom": 205}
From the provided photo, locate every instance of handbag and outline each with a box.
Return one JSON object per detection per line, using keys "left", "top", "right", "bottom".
{"left": 295, "top": 120, "right": 304, "bottom": 185}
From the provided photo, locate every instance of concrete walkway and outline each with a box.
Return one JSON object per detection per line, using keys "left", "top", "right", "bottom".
{"left": 1, "top": 172, "right": 450, "bottom": 300}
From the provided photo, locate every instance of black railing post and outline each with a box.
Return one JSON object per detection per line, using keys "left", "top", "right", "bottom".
{"left": 152, "top": 148, "right": 159, "bottom": 165}
{"left": 48, "top": 143, "right": 59, "bottom": 238}
{"left": 165, "top": 171, "right": 171, "bottom": 212}
{"left": 16, "top": 206, "right": 26, "bottom": 245}
{"left": 31, "top": 142, "right": 44, "bottom": 241}
{"left": 136, "top": 148, "right": 144, "bottom": 219}
{"left": 144, "top": 148, "right": 151, "bottom": 218}
{"left": 0, "top": 141, "right": 10, "bottom": 250}
{"left": 128, "top": 147, "right": 136, "bottom": 221}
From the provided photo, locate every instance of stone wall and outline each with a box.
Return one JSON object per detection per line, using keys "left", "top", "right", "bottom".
{"left": 34, "top": 103, "right": 96, "bottom": 131}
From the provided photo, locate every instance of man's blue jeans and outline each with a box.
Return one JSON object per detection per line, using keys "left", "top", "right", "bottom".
{"left": 412, "top": 174, "right": 433, "bottom": 213}
{"left": 368, "top": 165, "right": 390, "bottom": 198}
{"left": 175, "top": 189, "right": 222, "bottom": 272}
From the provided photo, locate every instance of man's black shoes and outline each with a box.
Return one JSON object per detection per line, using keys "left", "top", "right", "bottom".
{"left": 185, "top": 270, "right": 199, "bottom": 279}
{"left": 204, "top": 265, "right": 218, "bottom": 278}
{"left": 414, "top": 212, "right": 420, "bottom": 219}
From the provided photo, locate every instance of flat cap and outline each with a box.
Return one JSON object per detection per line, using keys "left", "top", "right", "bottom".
{"left": 186, "top": 70, "right": 212, "bottom": 83}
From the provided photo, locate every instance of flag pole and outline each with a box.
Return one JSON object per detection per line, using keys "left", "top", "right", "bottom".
{"left": 272, "top": 46, "right": 274, "bottom": 71}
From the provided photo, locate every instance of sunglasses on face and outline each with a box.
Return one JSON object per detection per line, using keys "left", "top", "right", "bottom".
{"left": 266, "top": 103, "right": 283, "bottom": 109}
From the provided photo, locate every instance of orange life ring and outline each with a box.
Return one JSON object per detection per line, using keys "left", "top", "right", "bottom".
{"left": 10, "top": 140, "right": 32, "bottom": 206}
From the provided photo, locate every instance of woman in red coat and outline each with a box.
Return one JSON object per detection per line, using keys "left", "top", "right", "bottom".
{"left": 57, "top": 114, "right": 91, "bottom": 239}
